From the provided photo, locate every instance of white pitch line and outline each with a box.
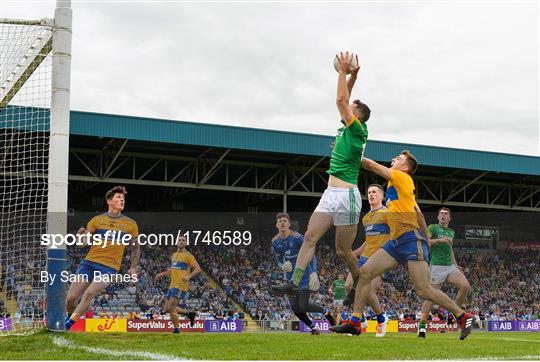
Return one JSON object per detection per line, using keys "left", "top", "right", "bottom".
{"left": 492, "top": 337, "right": 540, "bottom": 343}
{"left": 51, "top": 336, "right": 189, "bottom": 361}
{"left": 476, "top": 356, "right": 540, "bottom": 360}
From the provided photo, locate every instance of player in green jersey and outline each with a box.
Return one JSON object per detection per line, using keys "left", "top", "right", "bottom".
{"left": 418, "top": 207, "right": 471, "bottom": 338}
{"left": 329, "top": 273, "right": 346, "bottom": 317}
{"left": 273, "top": 52, "right": 370, "bottom": 295}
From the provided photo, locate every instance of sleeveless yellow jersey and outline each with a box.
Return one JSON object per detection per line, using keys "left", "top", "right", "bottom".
{"left": 361, "top": 207, "right": 390, "bottom": 257}
{"left": 85, "top": 213, "right": 139, "bottom": 271}
{"left": 169, "top": 251, "right": 197, "bottom": 291}
{"left": 385, "top": 170, "right": 419, "bottom": 239}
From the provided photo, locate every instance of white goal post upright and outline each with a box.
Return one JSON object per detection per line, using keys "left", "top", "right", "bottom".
{"left": 46, "top": 0, "right": 72, "bottom": 332}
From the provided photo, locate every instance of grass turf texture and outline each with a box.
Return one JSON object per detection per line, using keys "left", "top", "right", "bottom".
{"left": 1, "top": 330, "right": 539, "bottom": 360}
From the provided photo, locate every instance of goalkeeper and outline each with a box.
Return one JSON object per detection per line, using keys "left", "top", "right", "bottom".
{"left": 272, "top": 212, "right": 335, "bottom": 335}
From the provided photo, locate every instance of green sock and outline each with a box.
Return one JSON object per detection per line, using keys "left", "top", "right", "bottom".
{"left": 291, "top": 267, "right": 305, "bottom": 286}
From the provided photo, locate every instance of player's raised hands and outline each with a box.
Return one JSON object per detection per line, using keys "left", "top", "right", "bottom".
{"left": 336, "top": 51, "right": 354, "bottom": 73}
{"left": 350, "top": 54, "right": 360, "bottom": 76}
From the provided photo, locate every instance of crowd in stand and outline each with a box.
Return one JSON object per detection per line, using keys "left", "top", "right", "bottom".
{"left": 463, "top": 250, "right": 539, "bottom": 321}
{"left": 194, "top": 238, "right": 539, "bottom": 322}
{"left": 0, "top": 245, "right": 46, "bottom": 319}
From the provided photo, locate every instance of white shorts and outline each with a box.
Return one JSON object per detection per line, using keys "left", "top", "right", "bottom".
{"left": 430, "top": 264, "right": 458, "bottom": 285}
{"left": 314, "top": 186, "right": 362, "bottom": 226}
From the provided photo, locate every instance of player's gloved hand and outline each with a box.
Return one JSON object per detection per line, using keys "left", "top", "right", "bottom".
{"left": 309, "top": 272, "right": 320, "bottom": 292}
{"left": 281, "top": 261, "right": 293, "bottom": 273}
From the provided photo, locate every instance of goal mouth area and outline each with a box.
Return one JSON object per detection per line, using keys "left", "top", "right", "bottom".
{"left": 1, "top": 6, "right": 70, "bottom": 334}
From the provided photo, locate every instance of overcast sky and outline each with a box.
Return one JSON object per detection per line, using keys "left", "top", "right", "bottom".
{"left": 2, "top": 1, "right": 539, "bottom": 156}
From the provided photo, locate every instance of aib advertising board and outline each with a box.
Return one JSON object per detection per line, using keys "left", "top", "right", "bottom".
{"left": 203, "top": 319, "right": 242, "bottom": 333}
{"left": 488, "top": 320, "right": 540, "bottom": 332}
{"left": 0, "top": 317, "right": 11, "bottom": 332}
{"left": 299, "top": 320, "right": 331, "bottom": 333}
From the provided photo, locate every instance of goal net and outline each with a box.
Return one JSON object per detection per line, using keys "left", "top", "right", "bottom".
{"left": 1, "top": 2, "right": 71, "bottom": 334}
{"left": 0, "top": 20, "right": 53, "bottom": 334}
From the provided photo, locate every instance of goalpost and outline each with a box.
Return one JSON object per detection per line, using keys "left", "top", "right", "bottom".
{"left": 0, "top": 0, "right": 71, "bottom": 333}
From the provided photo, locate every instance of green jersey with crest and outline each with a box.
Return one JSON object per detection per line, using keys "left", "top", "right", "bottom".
{"left": 327, "top": 116, "right": 368, "bottom": 185}
{"left": 428, "top": 224, "right": 455, "bottom": 266}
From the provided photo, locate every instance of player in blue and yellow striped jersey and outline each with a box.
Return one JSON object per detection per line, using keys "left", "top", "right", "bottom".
{"left": 272, "top": 213, "right": 335, "bottom": 335}
{"left": 333, "top": 151, "right": 474, "bottom": 340}
{"left": 156, "top": 234, "right": 201, "bottom": 333}
{"left": 342, "top": 184, "right": 389, "bottom": 336}
{"left": 65, "top": 186, "right": 140, "bottom": 330}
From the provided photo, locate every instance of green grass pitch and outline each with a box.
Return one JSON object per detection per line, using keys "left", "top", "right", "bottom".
{"left": 1, "top": 331, "right": 539, "bottom": 360}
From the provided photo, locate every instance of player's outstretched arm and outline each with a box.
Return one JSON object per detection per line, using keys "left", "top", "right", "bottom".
{"left": 414, "top": 203, "right": 430, "bottom": 240}
{"left": 156, "top": 269, "right": 171, "bottom": 281}
{"left": 347, "top": 55, "right": 360, "bottom": 95}
{"left": 336, "top": 52, "right": 355, "bottom": 124}
{"left": 75, "top": 227, "right": 90, "bottom": 247}
{"left": 361, "top": 157, "right": 391, "bottom": 180}
{"left": 428, "top": 236, "right": 450, "bottom": 246}
{"left": 128, "top": 236, "right": 140, "bottom": 275}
